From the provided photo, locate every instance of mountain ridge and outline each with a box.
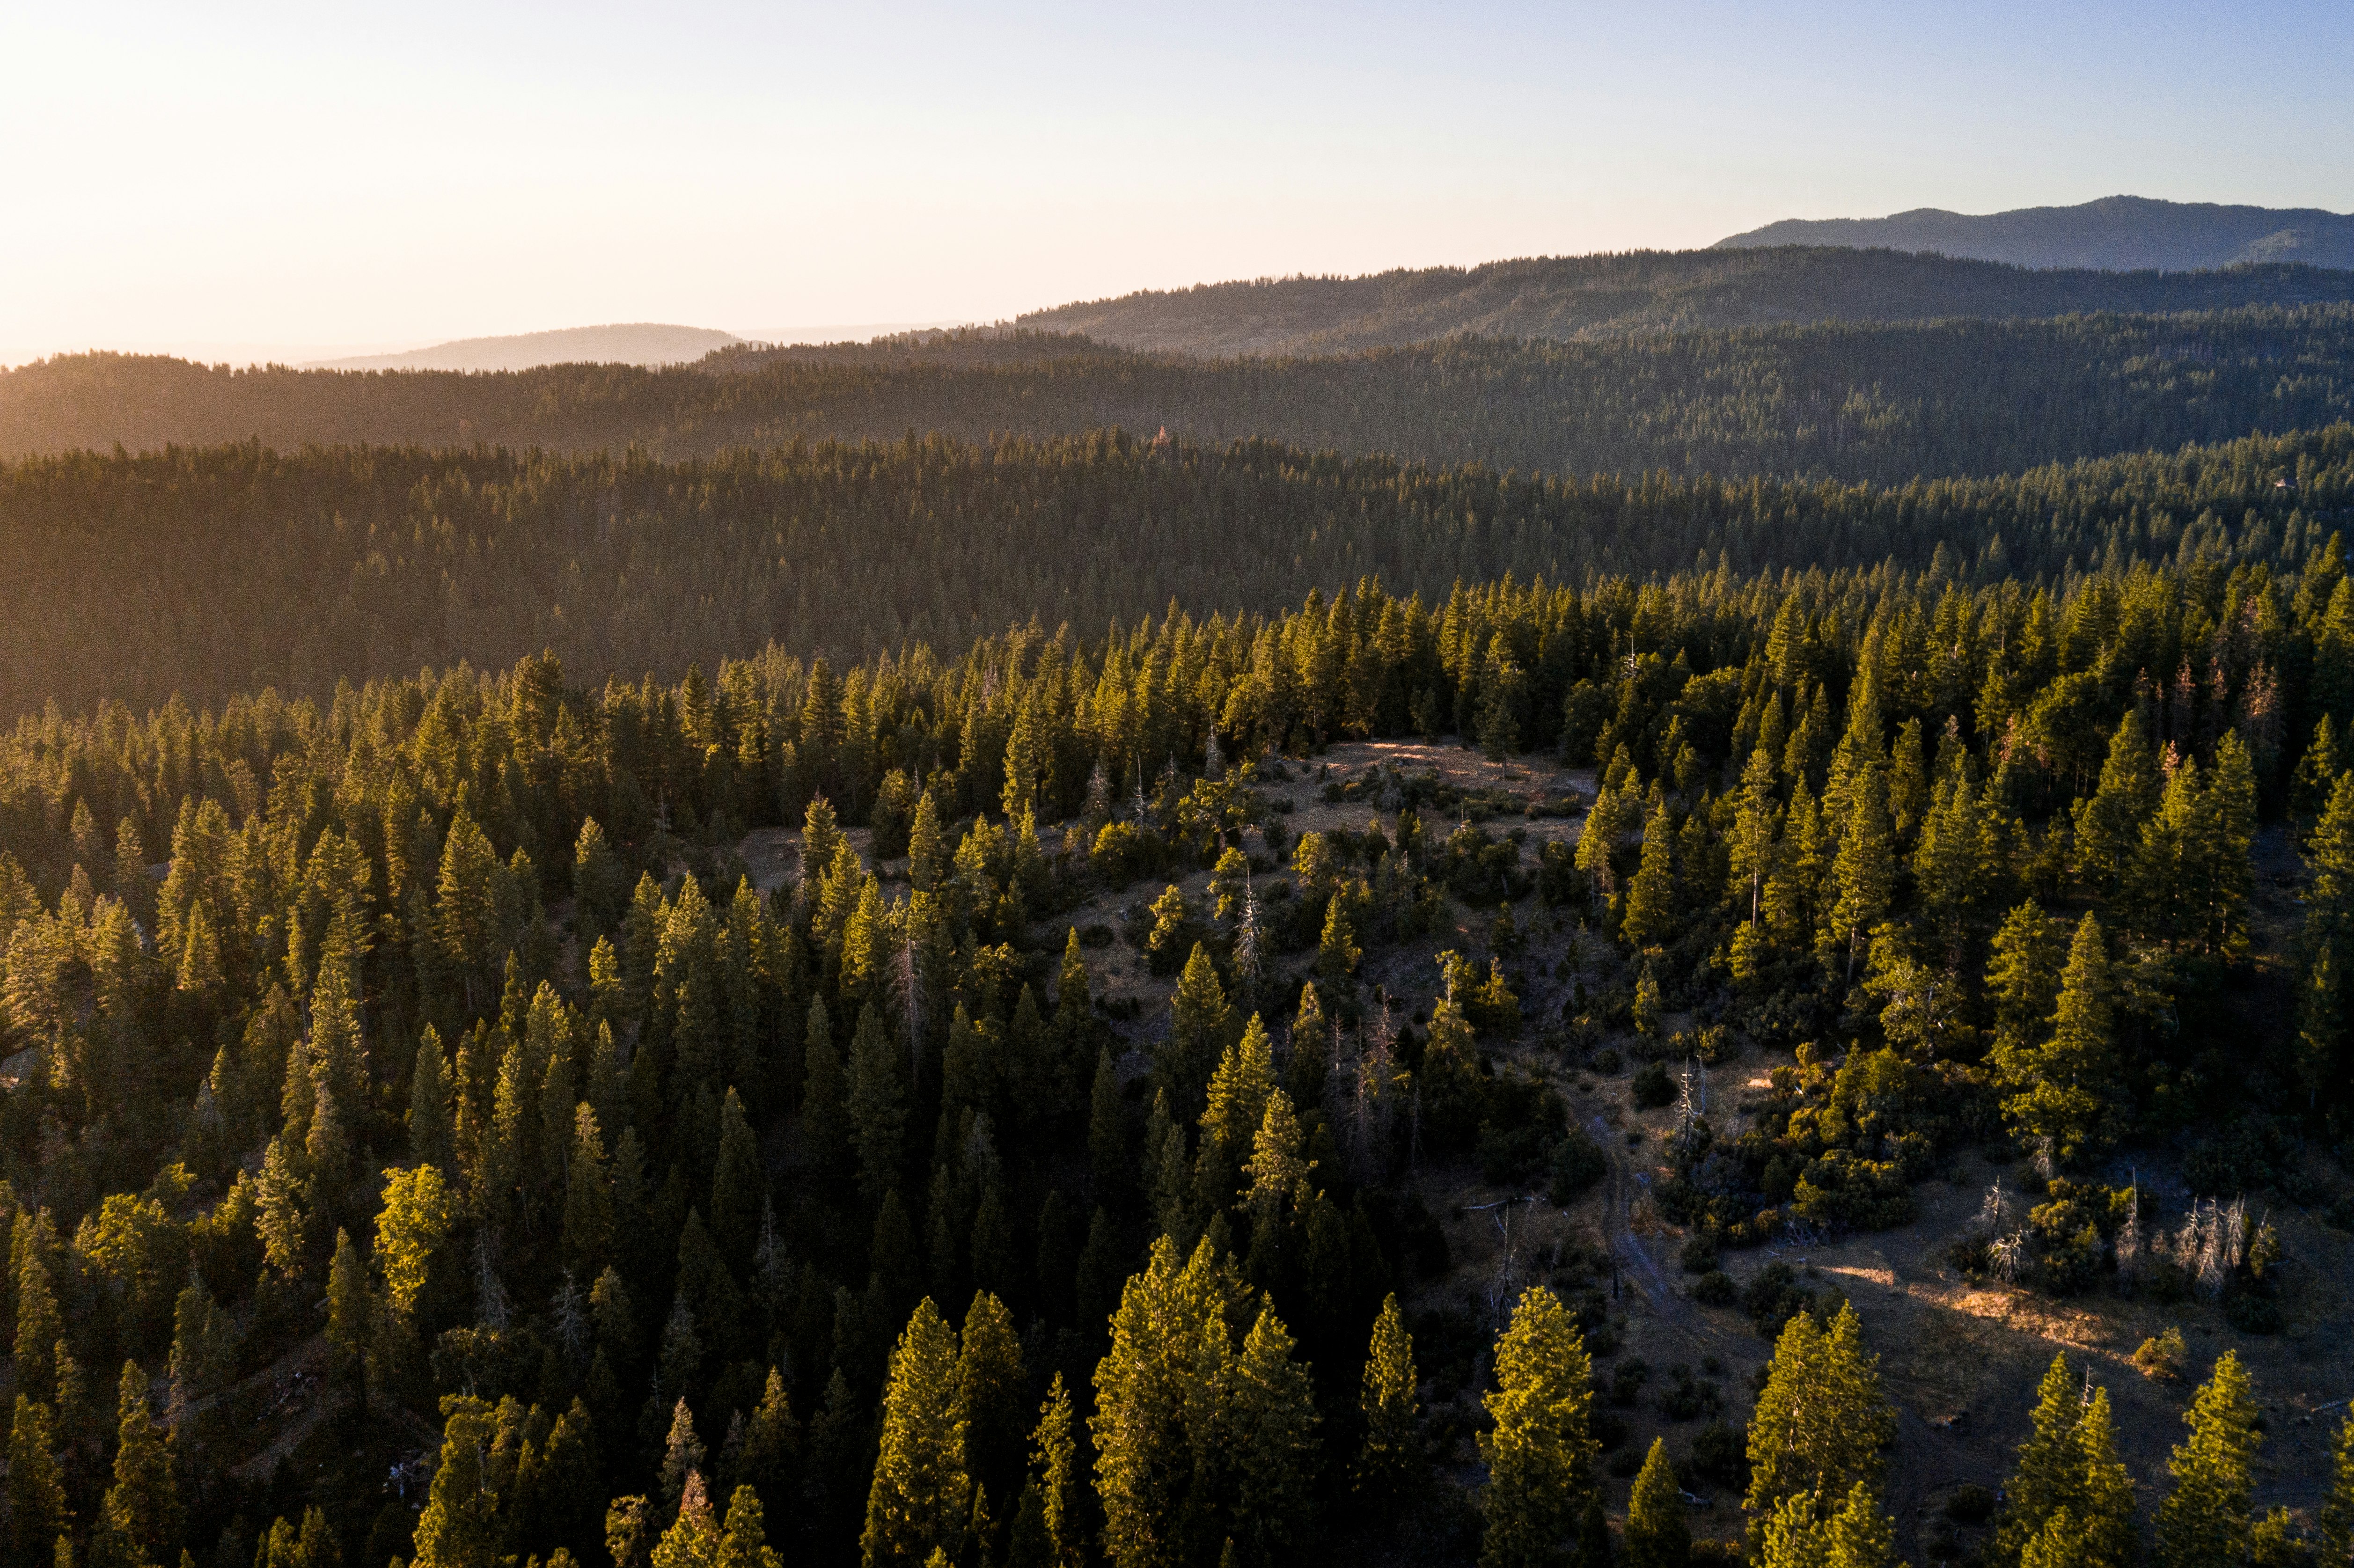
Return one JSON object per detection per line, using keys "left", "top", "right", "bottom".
{"left": 314, "top": 321, "right": 740, "bottom": 372}
{"left": 1012, "top": 245, "right": 2354, "bottom": 357}
{"left": 1715, "top": 194, "right": 2354, "bottom": 271}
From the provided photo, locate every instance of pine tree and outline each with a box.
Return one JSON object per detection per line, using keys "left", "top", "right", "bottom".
{"left": 2155, "top": 1351, "right": 2260, "bottom": 1568}
{"left": 1625, "top": 1438, "right": 1690, "bottom": 1568}
{"left": 1621, "top": 814, "right": 1676, "bottom": 949}
{"left": 662, "top": 1399, "right": 709, "bottom": 1523}
{"left": 563, "top": 1104, "right": 616, "bottom": 1275}
{"left": 956, "top": 1292, "right": 1027, "bottom": 1516}
{"left": 732, "top": 1369, "right": 800, "bottom": 1523}
{"left": 848, "top": 1004, "right": 908, "bottom": 1205}
{"left": 325, "top": 1228, "right": 371, "bottom": 1396}
{"left": 376, "top": 1164, "right": 457, "bottom": 1323}
{"left": 2320, "top": 1409, "right": 2354, "bottom": 1562}
{"left": 12, "top": 1216, "right": 61, "bottom": 1405}
{"left": 803, "top": 1001, "right": 852, "bottom": 1181}
{"left": 1985, "top": 901, "right": 2062, "bottom": 1081}
{"left": 7, "top": 1395, "right": 65, "bottom": 1568}
{"left": 1827, "top": 766, "right": 1895, "bottom": 977}
{"left": 2073, "top": 709, "right": 2160, "bottom": 893}
{"left": 717, "top": 1485, "right": 779, "bottom": 1568}
{"left": 1996, "top": 1352, "right": 2084, "bottom": 1563}
{"left": 1089, "top": 1049, "right": 1129, "bottom": 1200}
{"left": 710, "top": 1088, "right": 763, "bottom": 1269}
{"left": 651, "top": 1473, "right": 719, "bottom": 1568}
{"left": 409, "top": 1026, "right": 455, "bottom": 1172}
{"left": 95, "top": 1360, "right": 180, "bottom": 1568}
{"left": 1745, "top": 1304, "right": 1890, "bottom": 1548}
{"left": 1031, "top": 1374, "right": 1083, "bottom": 1568}
{"left": 2074, "top": 1387, "right": 2139, "bottom": 1568}
{"left": 1355, "top": 1293, "right": 1422, "bottom": 1498}
{"left": 863, "top": 1298, "right": 970, "bottom": 1568}
{"left": 1092, "top": 1236, "right": 1254, "bottom": 1568}
{"left": 1228, "top": 1306, "right": 1319, "bottom": 1562}
{"left": 1162, "top": 944, "right": 1231, "bottom": 1117}
{"left": 413, "top": 1395, "right": 504, "bottom": 1568}
{"left": 2001, "top": 913, "right": 2122, "bottom": 1168}
{"left": 1478, "top": 1287, "right": 1597, "bottom": 1568}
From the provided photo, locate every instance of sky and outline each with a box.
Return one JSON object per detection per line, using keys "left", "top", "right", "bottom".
{"left": 5, "top": 0, "right": 2352, "bottom": 366}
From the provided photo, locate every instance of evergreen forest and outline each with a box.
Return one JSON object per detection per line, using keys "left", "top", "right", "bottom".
{"left": 7, "top": 249, "right": 2354, "bottom": 1568}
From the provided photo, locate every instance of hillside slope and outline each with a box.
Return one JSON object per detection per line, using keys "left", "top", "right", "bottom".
{"left": 10, "top": 308, "right": 2354, "bottom": 487}
{"left": 1716, "top": 194, "right": 2354, "bottom": 271}
{"left": 1011, "top": 247, "right": 2354, "bottom": 356}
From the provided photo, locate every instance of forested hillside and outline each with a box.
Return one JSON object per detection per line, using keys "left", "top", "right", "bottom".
{"left": 1013, "top": 248, "right": 2354, "bottom": 355}
{"left": 3, "top": 542, "right": 2353, "bottom": 1567}
{"left": 2, "top": 425, "right": 2349, "bottom": 722}
{"left": 12, "top": 306, "right": 2354, "bottom": 485}
{"left": 1716, "top": 195, "right": 2354, "bottom": 273}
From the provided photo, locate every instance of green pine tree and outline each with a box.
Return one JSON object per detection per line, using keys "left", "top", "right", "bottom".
{"left": 1478, "top": 1287, "right": 1597, "bottom": 1568}
{"left": 7, "top": 1395, "right": 65, "bottom": 1568}
{"left": 2001, "top": 913, "right": 2122, "bottom": 1168}
{"left": 862, "top": 1298, "right": 970, "bottom": 1568}
{"left": 1355, "top": 1293, "right": 1422, "bottom": 1498}
{"left": 1745, "top": 1304, "right": 1890, "bottom": 1552}
{"left": 2155, "top": 1351, "right": 2260, "bottom": 1568}
{"left": 95, "top": 1360, "right": 180, "bottom": 1568}
{"left": 1625, "top": 1437, "right": 1690, "bottom": 1568}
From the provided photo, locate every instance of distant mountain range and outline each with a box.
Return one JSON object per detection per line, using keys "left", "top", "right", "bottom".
{"left": 1013, "top": 246, "right": 2354, "bottom": 357}
{"left": 314, "top": 322, "right": 741, "bottom": 372}
{"left": 1716, "top": 195, "right": 2354, "bottom": 272}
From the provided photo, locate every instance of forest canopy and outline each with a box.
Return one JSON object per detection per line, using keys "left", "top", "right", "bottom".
{"left": 0, "top": 424, "right": 2348, "bottom": 720}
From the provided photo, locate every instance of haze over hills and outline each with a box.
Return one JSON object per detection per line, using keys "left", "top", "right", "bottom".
{"left": 1716, "top": 194, "right": 2354, "bottom": 272}
{"left": 12, "top": 305, "right": 2354, "bottom": 487}
{"left": 313, "top": 321, "right": 741, "bottom": 371}
{"left": 1012, "top": 245, "right": 2354, "bottom": 357}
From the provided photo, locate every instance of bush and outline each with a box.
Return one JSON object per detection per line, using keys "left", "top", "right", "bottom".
{"left": 1548, "top": 1130, "right": 1608, "bottom": 1204}
{"left": 2132, "top": 1326, "right": 2187, "bottom": 1380}
{"left": 1608, "top": 1358, "right": 1650, "bottom": 1406}
{"left": 1742, "top": 1264, "right": 1815, "bottom": 1338}
{"left": 1632, "top": 1061, "right": 1677, "bottom": 1109}
{"left": 1687, "top": 1421, "right": 1748, "bottom": 1487}
{"left": 2224, "top": 1289, "right": 2283, "bottom": 1335}
{"left": 1657, "top": 1365, "right": 1719, "bottom": 1421}
{"left": 1477, "top": 1120, "right": 1558, "bottom": 1187}
{"left": 1077, "top": 923, "right": 1116, "bottom": 948}
{"left": 1679, "top": 1234, "right": 1719, "bottom": 1274}
{"left": 1591, "top": 1046, "right": 1623, "bottom": 1075}
{"left": 1691, "top": 1270, "right": 1738, "bottom": 1307}
{"left": 1945, "top": 1485, "right": 1996, "bottom": 1525}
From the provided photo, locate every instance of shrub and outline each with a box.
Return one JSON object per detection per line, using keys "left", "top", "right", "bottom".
{"left": 2224, "top": 1288, "right": 2283, "bottom": 1335}
{"left": 1656, "top": 1365, "right": 1719, "bottom": 1421}
{"left": 1679, "top": 1234, "right": 1719, "bottom": 1274}
{"left": 1608, "top": 1357, "right": 1650, "bottom": 1406}
{"left": 2131, "top": 1326, "right": 2187, "bottom": 1380}
{"left": 1687, "top": 1420, "right": 1747, "bottom": 1487}
{"left": 1077, "top": 922, "right": 1116, "bottom": 948}
{"left": 1632, "top": 1061, "right": 1677, "bottom": 1109}
{"left": 1477, "top": 1120, "right": 1558, "bottom": 1187}
{"left": 1945, "top": 1485, "right": 1996, "bottom": 1525}
{"left": 1741, "top": 1263, "right": 1814, "bottom": 1337}
{"left": 1548, "top": 1130, "right": 1608, "bottom": 1204}
{"left": 1691, "top": 1270, "right": 1738, "bottom": 1307}
{"left": 1591, "top": 1046, "right": 1623, "bottom": 1075}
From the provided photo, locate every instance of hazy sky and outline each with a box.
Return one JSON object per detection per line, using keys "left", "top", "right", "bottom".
{"left": 6, "top": 0, "right": 2351, "bottom": 365}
